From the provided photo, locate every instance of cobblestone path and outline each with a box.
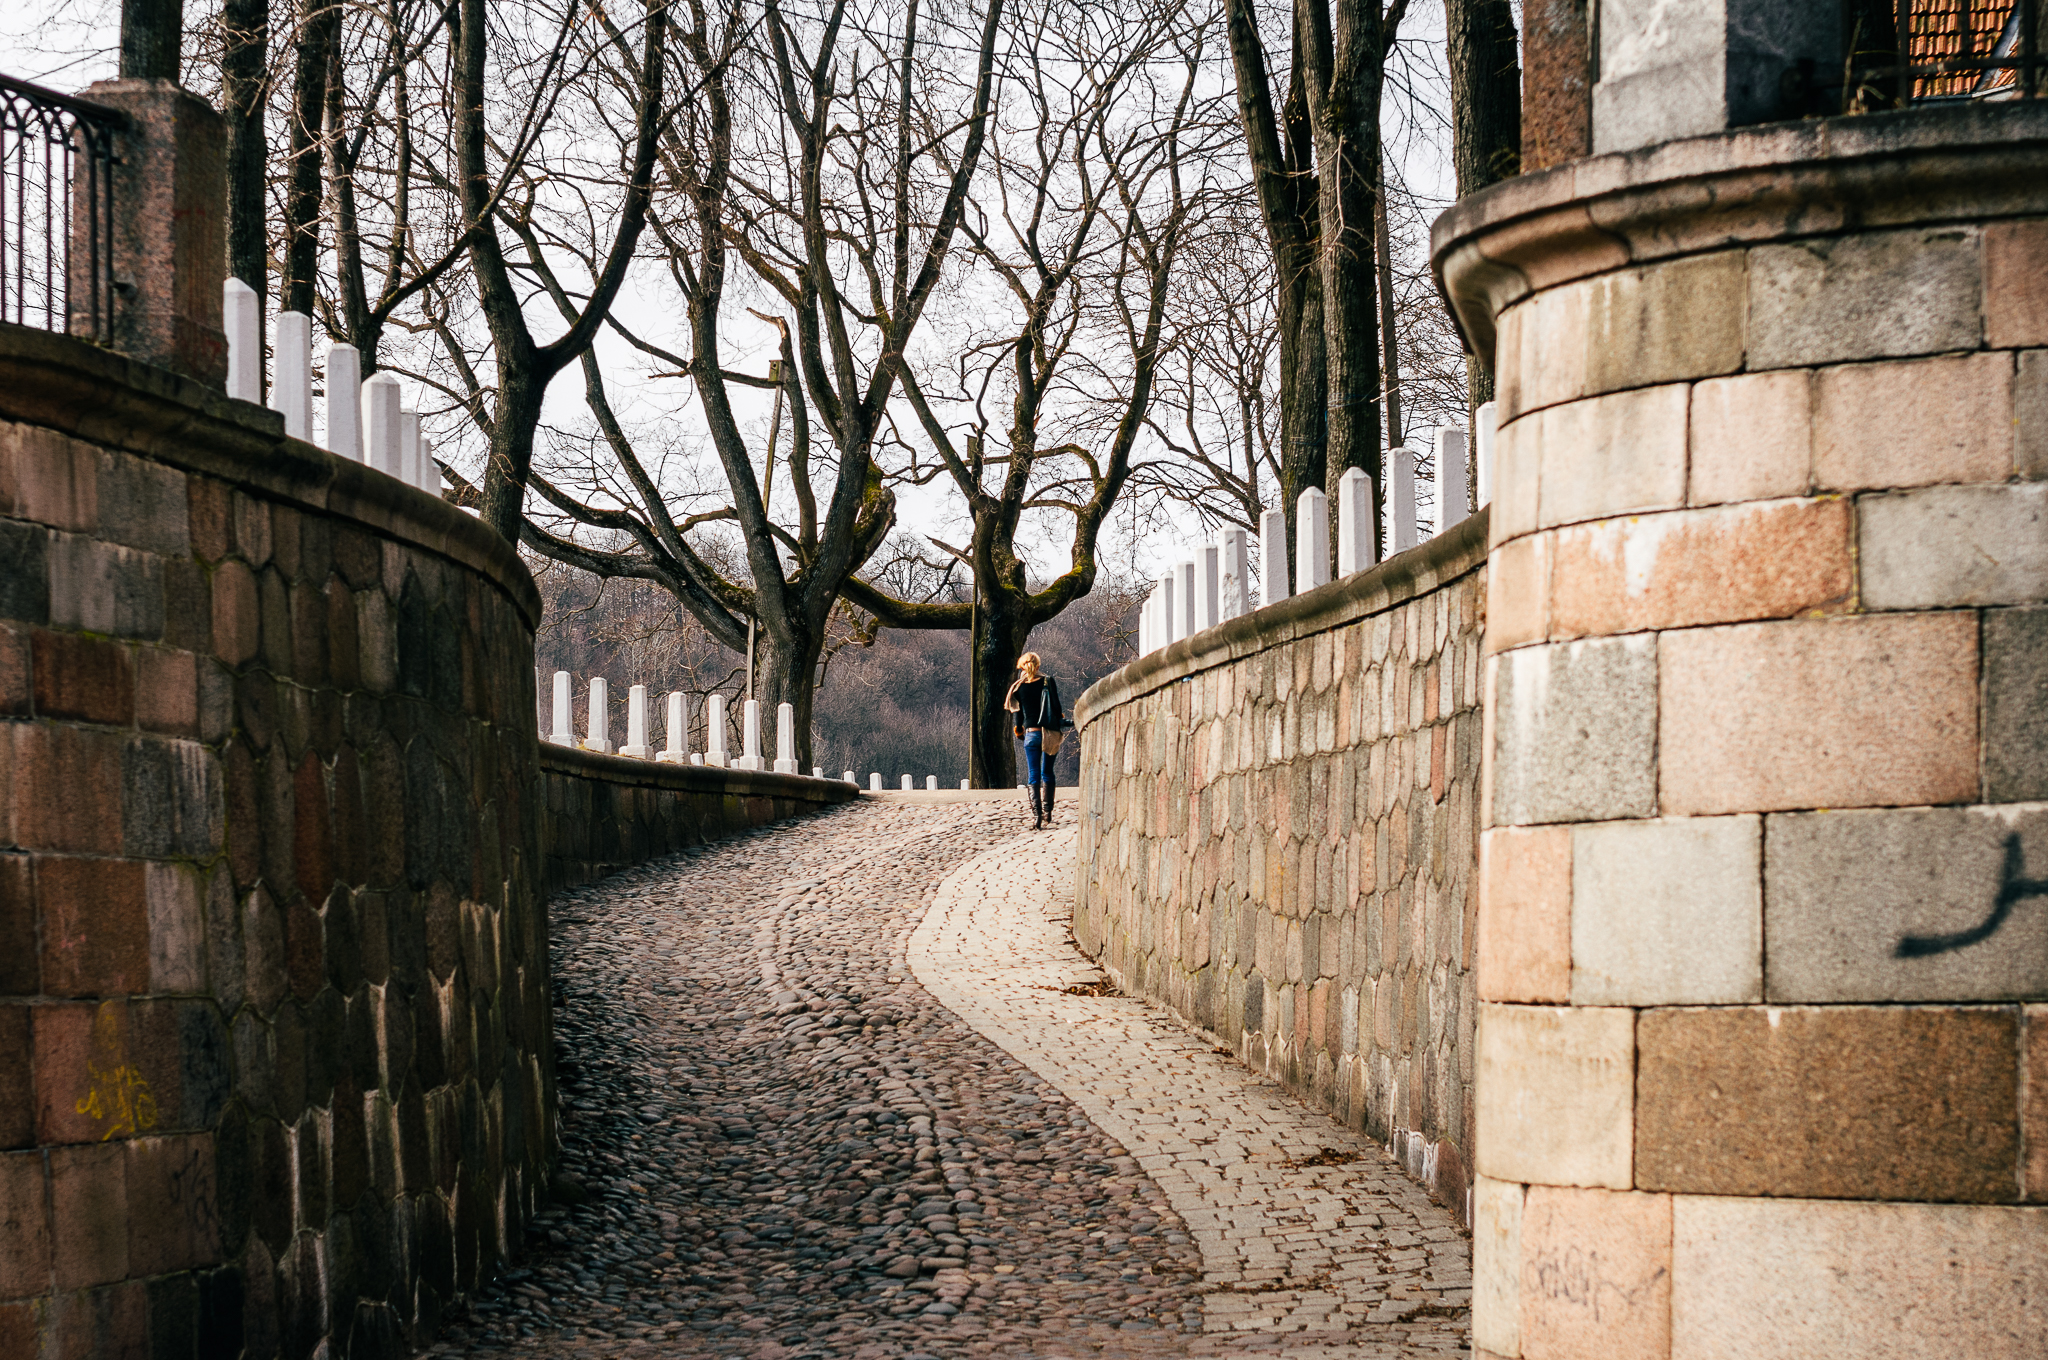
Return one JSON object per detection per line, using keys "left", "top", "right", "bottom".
{"left": 423, "top": 801, "right": 1470, "bottom": 1359}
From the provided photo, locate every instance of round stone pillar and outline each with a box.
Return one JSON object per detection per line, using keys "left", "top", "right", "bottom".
{"left": 1438, "top": 105, "right": 2048, "bottom": 1359}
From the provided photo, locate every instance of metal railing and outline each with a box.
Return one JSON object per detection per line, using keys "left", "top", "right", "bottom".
{"left": 1846, "top": 0, "right": 2045, "bottom": 111}
{"left": 0, "top": 73, "right": 125, "bottom": 342}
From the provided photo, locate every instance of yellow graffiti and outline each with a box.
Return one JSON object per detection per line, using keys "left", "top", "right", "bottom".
{"left": 74, "top": 1006, "right": 158, "bottom": 1141}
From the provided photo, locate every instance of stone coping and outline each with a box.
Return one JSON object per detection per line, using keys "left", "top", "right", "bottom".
{"left": 1072, "top": 508, "right": 1489, "bottom": 732}
{"left": 539, "top": 740, "right": 863, "bottom": 804}
{"left": 0, "top": 321, "right": 541, "bottom": 627}
{"left": 1432, "top": 102, "right": 2048, "bottom": 363}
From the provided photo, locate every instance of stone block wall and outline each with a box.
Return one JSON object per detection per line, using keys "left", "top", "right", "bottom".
{"left": 0, "top": 328, "right": 552, "bottom": 1360}
{"left": 1437, "top": 105, "right": 2048, "bottom": 1359}
{"left": 1072, "top": 515, "right": 1487, "bottom": 1221}
{"left": 537, "top": 747, "right": 858, "bottom": 897}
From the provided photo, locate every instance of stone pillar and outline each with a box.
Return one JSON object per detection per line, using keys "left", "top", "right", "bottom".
{"left": 1437, "top": 427, "right": 1470, "bottom": 529}
{"left": 74, "top": 79, "right": 228, "bottom": 385}
{"left": 1196, "top": 541, "right": 1221, "bottom": 631}
{"left": 705, "top": 694, "right": 729, "bottom": 767}
{"left": 1439, "top": 102, "right": 2048, "bottom": 1360}
{"left": 736, "top": 698, "right": 764, "bottom": 770}
{"left": 327, "top": 343, "right": 362, "bottom": 460}
{"left": 272, "top": 310, "right": 312, "bottom": 439}
{"left": 549, "top": 670, "right": 573, "bottom": 745}
{"left": 1175, "top": 560, "right": 1196, "bottom": 638}
{"left": 774, "top": 702, "right": 799, "bottom": 774}
{"left": 1386, "top": 447, "right": 1418, "bottom": 555}
{"left": 657, "top": 691, "right": 688, "bottom": 763}
{"left": 363, "top": 372, "right": 402, "bottom": 479}
{"left": 1476, "top": 401, "right": 1497, "bottom": 507}
{"left": 925, "top": 775, "right": 938, "bottom": 791}
{"left": 901, "top": 774, "right": 913, "bottom": 791}
{"left": 1335, "top": 466, "right": 1374, "bottom": 575}
{"left": 1294, "top": 487, "right": 1329, "bottom": 591}
{"left": 1159, "top": 572, "right": 1179, "bottom": 644}
{"left": 621, "top": 684, "right": 652, "bottom": 758}
{"left": 869, "top": 773, "right": 882, "bottom": 791}
{"left": 581, "top": 677, "right": 612, "bottom": 754}
{"left": 224, "top": 277, "right": 259, "bottom": 401}
{"left": 1259, "top": 508, "right": 1290, "bottom": 604}
{"left": 1219, "top": 527, "right": 1249, "bottom": 619}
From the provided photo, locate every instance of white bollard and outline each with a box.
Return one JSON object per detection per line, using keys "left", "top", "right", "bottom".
{"left": 1219, "top": 527, "right": 1249, "bottom": 620}
{"left": 1176, "top": 560, "right": 1197, "bottom": 640}
{"left": 926, "top": 775, "right": 938, "bottom": 791}
{"left": 844, "top": 771, "right": 856, "bottom": 784}
{"left": 691, "top": 753, "right": 704, "bottom": 765}
{"left": 400, "top": 410, "right": 423, "bottom": 491}
{"left": 224, "top": 278, "right": 261, "bottom": 403}
{"left": 272, "top": 310, "right": 313, "bottom": 441}
{"left": 736, "top": 698, "right": 764, "bottom": 770}
{"left": 1388, "top": 447, "right": 1418, "bottom": 555}
{"left": 1259, "top": 508, "right": 1290, "bottom": 606}
{"left": 901, "top": 774, "right": 914, "bottom": 791}
{"left": 773, "top": 701, "right": 799, "bottom": 774}
{"left": 961, "top": 779, "right": 970, "bottom": 790}
{"left": 1160, "top": 573, "right": 1180, "bottom": 644}
{"left": 657, "top": 692, "right": 688, "bottom": 763}
{"left": 1137, "top": 589, "right": 1151, "bottom": 655}
{"left": 363, "top": 373, "right": 403, "bottom": 480}
{"left": 1196, "top": 541, "right": 1221, "bottom": 632}
{"left": 549, "top": 670, "right": 573, "bottom": 745}
{"left": 325, "top": 344, "right": 362, "bottom": 461}
{"left": 1336, "top": 466, "right": 1374, "bottom": 576}
{"left": 422, "top": 438, "right": 443, "bottom": 497}
{"left": 621, "top": 684, "right": 652, "bottom": 758}
{"left": 869, "top": 773, "right": 882, "bottom": 791}
{"left": 706, "top": 694, "right": 730, "bottom": 767}
{"left": 1296, "top": 486, "right": 1330, "bottom": 591}
{"left": 813, "top": 766, "right": 824, "bottom": 779}
{"left": 1477, "top": 401, "right": 1498, "bottom": 508}
{"left": 1437, "top": 426, "right": 1470, "bottom": 529}
{"left": 583, "top": 678, "right": 612, "bottom": 754}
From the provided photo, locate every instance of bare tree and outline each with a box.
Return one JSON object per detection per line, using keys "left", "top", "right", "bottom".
{"left": 1444, "top": 0, "right": 1519, "bottom": 417}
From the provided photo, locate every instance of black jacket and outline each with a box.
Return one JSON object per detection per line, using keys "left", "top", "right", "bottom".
{"left": 1010, "top": 675, "right": 1066, "bottom": 733}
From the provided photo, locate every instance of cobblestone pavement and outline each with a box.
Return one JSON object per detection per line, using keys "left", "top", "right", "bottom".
{"left": 912, "top": 828, "right": 1471, "bottom": 1358}
{"left": 421, "top": 801, "right": 1469, "bottom": 1359}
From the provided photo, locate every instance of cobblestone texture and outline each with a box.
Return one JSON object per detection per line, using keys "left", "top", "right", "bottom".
{"left": 423, "top": 802, "right": 1470, "bottom": 1358}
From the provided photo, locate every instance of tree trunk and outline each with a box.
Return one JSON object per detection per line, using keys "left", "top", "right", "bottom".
{"left": 968, "top": 592, "right": 1027, "bottom": 789}
{"left": 756, "top": 625, "right": 823, "bottom": 771}
{"left": 282, "top": 0, "right": 337, "bottom": 314}
{"left": 1447, "top": 0, "right": 1521, "bottom": 426}
{"left": 221, "top": 0, "right": 268, "bottom": 315}
{"left": 120, "top": 0, "right": 185, "bottom": 79}
{"left": 481, "top": 374, "right": 543, "bottom": 543}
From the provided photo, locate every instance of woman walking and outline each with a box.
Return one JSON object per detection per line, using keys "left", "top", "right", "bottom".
{"left": 1005, "top": 652, "right": 1068, "bottom": 830}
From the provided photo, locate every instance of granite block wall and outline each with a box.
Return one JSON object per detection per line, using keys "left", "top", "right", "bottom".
{"left": 1437, "top": 105, "right": 2048, "bottom": 1359}
{"left": 0, "top": 328, "right": 551, "bottom": 1360}
{"left": 1072, "top": 515, "right": 1488, "bottom": 1221}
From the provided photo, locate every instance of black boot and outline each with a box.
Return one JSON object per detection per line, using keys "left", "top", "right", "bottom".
{"left": 1043, "top": 781, "right": 1057, "bottom": 826}
{"left": 1028, "top": 783, "right": 1043, "bottom": 829}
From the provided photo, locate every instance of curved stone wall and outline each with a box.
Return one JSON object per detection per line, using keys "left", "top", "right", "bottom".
{"left": 0, "top": 328, "right": 548, "bottom": 1359}
{"left": 1437, "top": 106, "right": 2048, "bottom": 1359}
{"left": 1072, "top": 514, "right": 1487, "bottom": 1221}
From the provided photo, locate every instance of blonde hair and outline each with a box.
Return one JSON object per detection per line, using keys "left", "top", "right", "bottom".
{"left": 1016, "top": 652, "right": 1042, "bottom": 672}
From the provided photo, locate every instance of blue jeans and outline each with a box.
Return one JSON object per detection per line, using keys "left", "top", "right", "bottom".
{"left": 1022, "top": 729, "right": 1056, "bottom": 788}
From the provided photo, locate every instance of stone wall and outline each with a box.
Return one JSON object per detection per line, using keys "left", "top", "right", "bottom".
{"left": 0, "top": 327, "right": 551, "bottom": 1360}
{"left": 537, "top": 747, "right": 858, "bottom": 897}
{"left": 1437, "top": 105, "right": 2048, "bottom": 1359}
{"left": 1072, "top": 514, "right": 1488, "bottom": 1222}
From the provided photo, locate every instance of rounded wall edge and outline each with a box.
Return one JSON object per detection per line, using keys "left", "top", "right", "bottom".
{"left": 0, "top": 321, "right": 542, "bottom": 629}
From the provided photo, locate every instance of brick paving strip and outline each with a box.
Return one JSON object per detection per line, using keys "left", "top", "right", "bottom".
{"left": 909, "top": 828, "right": 1471, "bottom": 1358}
{"left": 420, "top": 802, "right": 1464, "bottom": 1360}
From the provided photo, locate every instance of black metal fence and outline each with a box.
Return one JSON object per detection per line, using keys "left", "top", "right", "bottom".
{"left": 0, "top": 73, "right": 124, "bottom": 342}
{"left": 1846, "top": 0, "right": 2046, "bottom": 110}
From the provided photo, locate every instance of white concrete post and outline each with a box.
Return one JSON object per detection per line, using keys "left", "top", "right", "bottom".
{"left": 1388, "top": 447, "right": 1418, "bottom": 555}
{"left": 737, "top": 698, "right": 764, "bottom": 770}
{"left": 362, "top": 373, "right": 403, "bottom": 480}
{"left": 901, "top": 774, "right": 914, "bottom": 791}
{"left": 422, "top": 438, "right": 442, "bottom": 497}
{"left": 813, "top": 767, "right": 824, "bottom": 779}
{"left": 1296, "top": 487, "right": 1330, "bottom": 591}
{"left": 272, "top": 311, "right": 313, "bottom": 441}
{"left": 1336, "top": 466, "right": 1374, "bottom": 576}
{"left": 869, "top": 773, "right": 882, "bottom": 791}
{"left": 774, "top": 701, "right": 799, "bottom": 774}
{"left": 1176, "top": 560, "right": 1197, "bottom": 639}
{"left": 1196, "top": 541, "right": 1221, "bottom": 632}
{"left": 926, "top": 775, "right": 938, "bottom": 791}
{"left": 706, "top": 694, "right": 729, "bottom": 767}
{"left": 1437, "top": 426, "right": 1470, "bottom": 529}
{"left": 1219, "top": 527, "right": 1249, "bottom": 620}
{"left": 1477, "top": 401, "right": 1498, "bottom": 507}
{"left": 583, "top": 678, "right": 612, "bottom": 754}
{"left": 844, "top": 771, "right": 856, "bottom": 784}
{"left": 621, "top": 684, "right": 652, "bottom": 758}
{"left": 960, "top": 779, "right": 970, "bottom": 790}
{"left": 1161, "top": 573, "right": 1180, "bottom": 644}
{"left": 325, "top": 344, "right": 362, "bottom": 462}
{"left": 400, "top": 410, "right": 423, "bottom": 491}
{"left": 224, "top": 278, "right": 260, "bottom": 403}
{"left": 549, "top": 670, "right": 573, "bottom": 745}
{"left": 657, "top": 691, "right": 687, "bottom": 763}
{"left": 1259, "top": 508, "right": 1290, "bottom": 605}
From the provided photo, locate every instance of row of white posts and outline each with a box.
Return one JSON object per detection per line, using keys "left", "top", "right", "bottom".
{"left": 545, "top": 673, "right": 984, "bottom": 793}
{"left": 1137, "top": 414, "right": 1494, "bottom": 655}
{"left": 223, "top": 278, "right": 445, "bottom": 496}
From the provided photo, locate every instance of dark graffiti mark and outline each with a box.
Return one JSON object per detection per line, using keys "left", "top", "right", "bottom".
{"left": 1896, "top": 833, "right": 2048, "bottom": 958}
